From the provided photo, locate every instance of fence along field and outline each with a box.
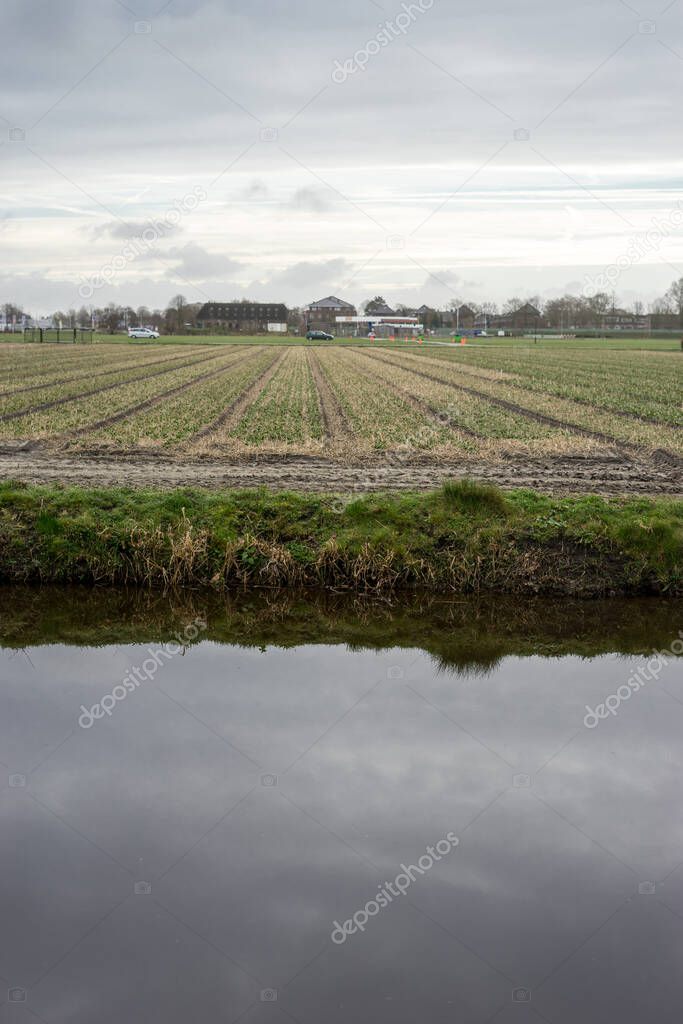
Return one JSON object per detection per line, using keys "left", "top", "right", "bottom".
{"left": 0, "top": 342, "right": 681, "bottom": 462}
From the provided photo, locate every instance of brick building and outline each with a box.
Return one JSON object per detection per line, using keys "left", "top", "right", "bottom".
{"left": 196, "top": 302, "right": 288, "bottom": 333}
{"left": 303, "top": 296, "right": 357, "bottom": 333}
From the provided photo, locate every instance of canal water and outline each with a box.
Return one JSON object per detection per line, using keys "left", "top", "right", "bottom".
{"left": 1, "top": 587, "right": 682, "bottom": 1023}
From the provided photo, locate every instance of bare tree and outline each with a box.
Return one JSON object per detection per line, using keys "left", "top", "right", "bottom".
{"left": 101, "top": 304, "right": 122, "bottom": 334}
{"left": 665, "top": 278, "right": 683, "bottom": 325}
{"left": 362, "top": 296, "right": 390, "bottom": 314}
{"left": 166, "top": 294, "right": 188, "bottom": 334}
{"left": 76, "top": 306, "right": 92, "bottom": 328}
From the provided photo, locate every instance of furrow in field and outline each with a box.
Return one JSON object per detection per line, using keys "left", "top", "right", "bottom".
{"left": 307, "top": 348, "right": 354, "bottom": 443}
{"left": 351, "top": 349, "right": 602, "bottom": 456}
{"left": 66, "top": 350, "right": 256, "bottom": 438}
{"left": 363, "top": 349, "right": 624, "bottom": 447}
{"left": 0, "top": 350, "right": 111, "bottom": 386}
{"left": 187, "top": 349, "right": 287, "bottom": 449}
{"left": 0, "top": 348, "right": 210, "bottom": 407}
{"left": 368, "top": 349, "right": 683, "bottom": 454}
{"left": 0, "top": 349, "right": 227, "bottom": 422}
{"left": 314, "top": 348, "right": 455, "bottom": 453}
{"left": 1, "top": 351, "right": 246, "bottom": 441}
{"left": 421, "top": 347, "right": 683, "bottom": 388}
{"left": 227, "top": 348, "right": 324, "bottom": 449}
{"left": 416, "top": 348, "right": 683, "bottom": 425}
{"left": 348, "top": 350, "right": 485, "bottom": 441}
{"left": 0, "top": 347, "right": 210, "bottom": 401}
{"left": 0, "top": 341, "right": 138, "bottom": 368}
{"left": 84, "top": 348, "right": 272, "bottom": 449}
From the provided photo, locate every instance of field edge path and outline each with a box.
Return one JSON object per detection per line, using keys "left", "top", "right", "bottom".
{"left": 0, "top": 450, "right": 680, "bottom": 497}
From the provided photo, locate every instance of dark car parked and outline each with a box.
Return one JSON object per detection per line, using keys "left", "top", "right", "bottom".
{"left": 305, "top": 330, "right": 334, "bottom": 340}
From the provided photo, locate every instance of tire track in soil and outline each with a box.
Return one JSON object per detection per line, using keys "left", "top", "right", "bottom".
{"left": 404, "top": 350, "right": 683, "bottom": 431}
{"left": 362, "top": 348, "right": 633, "bottom": 450}
{"left": 185, "top": 348, "right": 288, "bottom": 445}
{"left": 307, "top": 349, "right": 355, "bottom": 444}
{"left": 0, "top": 348, "right": 207, "bottom": 400}
{"left": 61, "top": 349, "right": 262, "bottom": 439}
{"left": 345, "top": 349, "right": 485, "bottom": 440}
{"left": 0, "top": 349, "right": 229, "bottom": 424}
{"left": 0, "top": 451, "right": 679, "bottom": 496}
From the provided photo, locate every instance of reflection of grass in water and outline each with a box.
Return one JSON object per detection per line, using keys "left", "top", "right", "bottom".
{"left": 1, "top": 585, "right": 681, "bottom": 675}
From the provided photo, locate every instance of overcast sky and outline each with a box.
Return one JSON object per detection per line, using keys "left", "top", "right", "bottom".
{"left": 1, "top": 0, "right": 683, "bottom": 313}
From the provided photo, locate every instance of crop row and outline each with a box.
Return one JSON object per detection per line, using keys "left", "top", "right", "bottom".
{"left": 87, "top": 348, "right": 274, "bottom": 448}
{"left": 315, "top": 348, "right": 453, "bottom": 452}
{"left": 229, "top": 348, "right": 324, "bottom": 447}
{"left": 0, "top": 349, "right": 221, "bottom": 416}
{"left": 352, "top": 350, "right": 591, "bottom": 449}
{"left": 0, "top": 345, "right": 206, "bottom": 396}
{"left": 422, "top": 347, "right": 682, "bottom": 425}
{"left": 374, "top": 350, "right": 683, "bottom": 454}
{"left": 0, "top": 349, "right": 247, "bottom": 440}
{"left": 0, "top": 348, "right": 108, "bottom": 386}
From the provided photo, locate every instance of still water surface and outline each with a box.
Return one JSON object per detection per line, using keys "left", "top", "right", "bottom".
{"left": 1, "top": 588, "right": 682, "bottom": 1023}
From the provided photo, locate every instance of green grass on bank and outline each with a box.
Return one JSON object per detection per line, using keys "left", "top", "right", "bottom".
{"left": 0, "top": 480, "right": 680, "bottom": 595}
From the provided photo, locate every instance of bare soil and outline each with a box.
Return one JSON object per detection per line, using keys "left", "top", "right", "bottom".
{"left": 0, "top": 446, "right": 680, "bottom": 496}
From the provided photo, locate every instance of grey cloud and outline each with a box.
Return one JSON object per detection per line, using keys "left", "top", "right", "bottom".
{"left": 240, "top": 179, "right": 270, "bottom": 201}
{"left": 165, "top": 243, "right": 245, "bottom": 280}
{"left": 287, "top": 187, "right": 333, "bottom": 213}
{"left": 91, "top": 220, "right": 184, "bottom": 242}
{"left": 1, "top": 0, "right": 681, "bottom": 309}
{"left": 253, "top": 258, "right": 351, "bottom": 293}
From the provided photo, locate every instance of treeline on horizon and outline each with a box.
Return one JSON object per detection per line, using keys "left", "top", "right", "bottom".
{"left": 3, "top": 274, "right": 683, "bottom": 333}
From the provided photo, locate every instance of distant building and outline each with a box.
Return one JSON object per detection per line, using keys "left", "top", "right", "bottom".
{"left": 649, "top": 312, "right": 679, "bottom": 330}
{"left": 0, "top": 311, "right": 30, "bottom": 332}
{"left": 196, "top": 302, "right": 288, "bottom": 333}
{"left": 413, "top": 305, "right": 442, "bottom": 329}
{"left": 602, "top": 309, "right": 650, "bottom": 331}
{"left": 442, "top": 305, "right": 477, "bottom": 330}
{"left": 364, "top": 302, "right": 396, "bottom": 318}
{"left": 492, "top": 303, "right": 544, "bottom": 332}
{"left": 303, "top": 296, "right": 357, "bottom": 334}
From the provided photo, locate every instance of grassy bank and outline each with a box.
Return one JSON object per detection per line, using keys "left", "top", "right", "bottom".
{"left": 0, "top": 480, "right": 680, "bottom": 595}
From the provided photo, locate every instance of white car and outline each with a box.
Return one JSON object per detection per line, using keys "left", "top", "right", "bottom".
{"left": 128, "top": 328, "right": 159, "bottom": 339}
